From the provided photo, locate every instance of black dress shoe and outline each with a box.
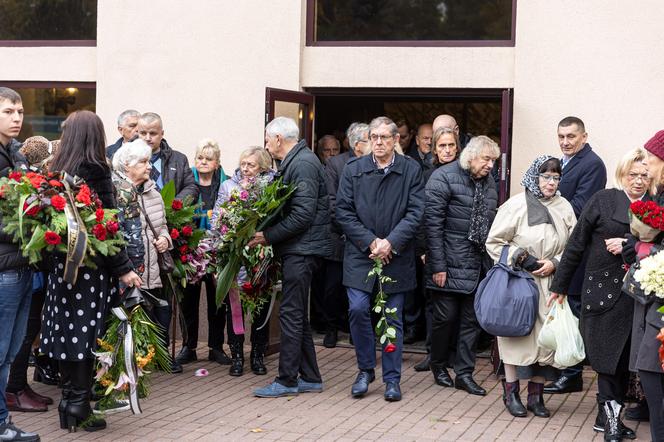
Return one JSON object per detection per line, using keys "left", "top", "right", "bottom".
{"left": 625, "top": 401, "right": 649, "bottom": 422}
{"left": 384, "top": 382, "right": 401, "bottom": 402}
{"left": 175, "top": 346, "right": 197, "bottom": 365}
{"left": 403, "top": 330, "right": 418, "bottom": 345}
{"left": 543, "top": 374, "right": 583, "bottom": 394}
{"left": 432, "top": 366, "right": 453, "bottom": 387}
{"left": 323, "top": 329, "right": 338, "bottom": 348}
{"left": 454, "top": 374, "right": 486, "bottom": 396}
{"left": 351, "top": 370, "right": 375, "bottom": 398}
{"left": 170, "top": 360, "right": 184, "bottom": 374}
{"left": 414, "top": 355, "right": 431, "bottom": 372}
{"left": 209, "top": 348, "right": 232, "bottom": 365}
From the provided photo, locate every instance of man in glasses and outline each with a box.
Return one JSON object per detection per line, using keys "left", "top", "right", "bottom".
{"left": 336, "top": 116, "right": 424, "bottom": 402}
{"left": 544, "top": 116, "right": 606, "bottom": 396}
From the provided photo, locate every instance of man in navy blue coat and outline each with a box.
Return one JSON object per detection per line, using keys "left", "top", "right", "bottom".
{"left": 545, "top": 116, "right": 607, "bottom": 395}
{"left": 336, "top": 116, "right": 424, "bottom": 402}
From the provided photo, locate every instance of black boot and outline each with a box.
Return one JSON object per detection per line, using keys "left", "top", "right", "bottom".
{"left": 250, "top": 342, "right": 267, "bottom": 375}
{"left": 594, "top": 398, "right": 636, "bottom": 439}
{"left": 603, "top": 400, "right": 623, "bottom": 441}
{"left": 34, "top": 349, "right": 60, "bottom": 385}
{"left": 63, "top": 360, "right": 106, "bottom": 432}
{"left": 57, "top": 362, "right": 72, "bottom": 430}
{"left": 526, "top": 381, "right": 550, "bottom": 418}
{"left": 502, "top": 380, "right": 527, "bottom": 417}
{"left": 229, "top": 342, "right": 244, "bottom": 377}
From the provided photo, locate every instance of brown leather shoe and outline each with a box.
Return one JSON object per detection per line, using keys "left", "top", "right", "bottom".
{"left": 24, "top": 384, "right": 54, "bottom": 405}
{"left": 6, "top": 390, "right": 48, "bottom": 412}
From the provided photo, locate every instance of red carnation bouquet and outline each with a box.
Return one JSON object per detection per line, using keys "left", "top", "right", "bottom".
{"left": 0, "top": 171, "right": 124, "bottom": 272}
{"left": 629, "top": 200, "right": 664, "bottom": 242}
{"left": 159, "top": 181, "right": 211, "bottom": 296}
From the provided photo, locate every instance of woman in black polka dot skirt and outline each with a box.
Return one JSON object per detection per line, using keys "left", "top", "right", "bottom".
{"left": 40, "top": 111, "right": 141, "bottom": 433}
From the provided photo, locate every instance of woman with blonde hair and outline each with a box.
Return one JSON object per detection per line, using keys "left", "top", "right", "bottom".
{"left": 177, "top": 138, "right": 231, "bottom": 367}
{"left": 550, "top": 147, "right": 651, "bottom": 438}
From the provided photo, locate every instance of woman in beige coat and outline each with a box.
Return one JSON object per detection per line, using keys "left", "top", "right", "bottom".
{"left": 112, "top": 140, "right": 176, "bottom": 372}
{"left": 485, "top": 155, "right": 576, "bottom": 418}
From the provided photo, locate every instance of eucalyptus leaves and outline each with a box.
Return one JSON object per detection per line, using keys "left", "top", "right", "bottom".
{"left": 368, "top": 258, "right": 398, "bottom": 352}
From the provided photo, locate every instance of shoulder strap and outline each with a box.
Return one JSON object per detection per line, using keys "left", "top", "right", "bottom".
{"left": 138, "top": 197, "right": 160, "bottom": 238}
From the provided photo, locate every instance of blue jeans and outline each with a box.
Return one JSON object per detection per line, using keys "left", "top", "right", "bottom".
{"left": 347, "top": 287, "right": 404, "bottom": 383}
{"left": 0, "top": 267, "right": 33, "bottom": 421}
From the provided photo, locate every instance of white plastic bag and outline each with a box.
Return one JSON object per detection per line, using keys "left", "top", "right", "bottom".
{"left": 537, "top": 298, "right": 586, "bottom": 367}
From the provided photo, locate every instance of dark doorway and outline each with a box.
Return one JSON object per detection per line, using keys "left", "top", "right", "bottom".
{"left": 308, "top": 88, "right": 512, "bottom": 201}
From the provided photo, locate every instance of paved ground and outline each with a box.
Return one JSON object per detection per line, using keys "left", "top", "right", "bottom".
{"left": 13, "top": 345, "right": 651, "bottom": 441}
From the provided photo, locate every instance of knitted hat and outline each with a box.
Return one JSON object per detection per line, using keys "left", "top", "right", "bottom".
{"left": 644, "top": 130, "right": 664, "bottom": 160}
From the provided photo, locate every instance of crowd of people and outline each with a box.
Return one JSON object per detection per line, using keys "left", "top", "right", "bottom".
{"left": 1, "top": 84, "right": 664, "bottom": 442}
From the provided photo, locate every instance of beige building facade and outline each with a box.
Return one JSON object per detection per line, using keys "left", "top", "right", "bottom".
{"left": 2, "top": 0, "right": 664, "bottom": 196}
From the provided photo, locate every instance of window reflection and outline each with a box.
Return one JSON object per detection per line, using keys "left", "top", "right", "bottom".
{"left": 12, "top": 86, "right": 96, "bottom": 141}
{"left": 0, "top": 0, "right": 97, "bottom": 41}
{"left": 314, "top": 0, "right": 513, "bottom": 42}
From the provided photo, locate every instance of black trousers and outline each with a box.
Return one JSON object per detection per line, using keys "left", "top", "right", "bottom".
{"left": 180, "top": 274, "right": 226, "bottom": 350}
{"left": 404, "top": 259, "right": 425, "bottom": 334}
{"left": 321, "top": 260, "right": 348, "bottom": 332}
{"left": 639, "top": 370, "right": 664, "bottom": 442}
{"left": 7, "top": 287, "right": 45, "bottom": 392}
{"left": 276, "top": 255, "right": 322, "bottom": 387}
{"left": 596, "top": 337, "right": 630, "bottom": 404}
{"left": 226, "top": 298, "right": 270, "bottom": 346}
{"left": 430, "top": 291, "right": 481, "bottom": 376}
{"left": 145, "top": 288, "right": 172, "bottom": 349}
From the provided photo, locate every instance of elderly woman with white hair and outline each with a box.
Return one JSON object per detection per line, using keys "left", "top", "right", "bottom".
{"left": 111, "top": 140, "right": 177, "bottom": 373}
{"left": 425, "top": 135, "right": 500, "bottom": 396}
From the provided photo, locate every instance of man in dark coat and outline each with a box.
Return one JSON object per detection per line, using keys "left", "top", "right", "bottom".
{"left": 545, "top": 116, "right": 607, "bottom": 395}
{"left": 137, "top": 112, "right": 198, "bottom": 201}
{"left": 336, "top": 116, "right": 425, "bottom": 402}
{"left": 321, "top": 123, "right": 370, "bottom": 348}
{"left": 106, "top": 109, "right": 140, "bottom": 160}
{"left": 0, "top": 87, "right": 40, "bottom": 442}
{"left": 425, "top": 135, "right": 499, "bottom": 396}
{"left": 250, "top": 117, "right": 332, "bottom": 398}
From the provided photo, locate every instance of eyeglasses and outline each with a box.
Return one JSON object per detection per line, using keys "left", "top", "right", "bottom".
{"left": 538, "top": 174, "right": 561, "bottom": 182}
{"left": 627, "top": 172, "right": 650, "bottom": 182}
{"left": 369, "top": 134, "right": 394, "bottom": 142}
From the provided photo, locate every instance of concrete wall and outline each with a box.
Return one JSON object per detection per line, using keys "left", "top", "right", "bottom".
{"left": 95, "top": 0, "right": 304, "bottom": 173}
{"left": 2, "top": 0, "right": 664, "bottom": 195}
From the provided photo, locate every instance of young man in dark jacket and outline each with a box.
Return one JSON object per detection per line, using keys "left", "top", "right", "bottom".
{"left": 337, "top": 116, "right": 425, "bottom": 402}
{"left": 0, "top": 87, "right": 40, "bottom": 442}
{"left": 137, "top": 112, "right": 199, "bottom": 201}
{"left": 250, "top": 117, "right": 332, "bottom": 398}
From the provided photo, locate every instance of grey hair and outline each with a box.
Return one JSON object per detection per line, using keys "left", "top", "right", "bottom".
{"left": 117, "top": 109, "right": 140, "bottom": 127}
{"left": 195, "top": 138, "right": 221, "bottom": 162}
{"left": 458, "top": 135, "right": 500, "bottom": 170}
{"left": 368, "top": 116, "right": 398, "bottom": 137}
{"left": 346, "top": 122, "right": 359, "bottom": 140}
{"left": 238, "top": 146, "right": 272, "bottom": 172}
{"left": 139, "top": 112, "right": 163, "bottom": 128}
{"left": 112, "top": 138, "right": 152, "bottom": 173}
{"left": 348, "top": 123, "right": 369, "bottom": 150}
{"left": 317, "top": 135, "right": 340, "bottom": 150}
{"left": 265, "top": 117, "right": 299, "bottom": 141}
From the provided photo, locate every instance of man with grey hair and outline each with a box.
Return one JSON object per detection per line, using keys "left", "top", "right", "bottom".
{"left": 425, "top": 135, "right": 499, "bottom": 396}
{"left": 249, "top": 117, "right": 332, "bottom": 398}
{"left": 337, "top": 116, "right": 424, "bottom": 402}
{"left": 106, "top": 109, "right": 141, "bottom": 159}
{"left": 137, "top": 112, "right": 198, "bottom": 200}
{"left": 320, "top": 123, "right": 370, "bottom": 348}
{"left": 316, "top": 135, "right": 340, "bottom": 165}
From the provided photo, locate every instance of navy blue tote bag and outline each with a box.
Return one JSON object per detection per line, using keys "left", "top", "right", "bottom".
{"left": 474, "top": 245, "right": 539, "bottom": 337}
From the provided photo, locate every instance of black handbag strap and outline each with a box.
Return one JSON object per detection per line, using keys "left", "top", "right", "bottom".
{"left": 138, "top": 197, "right": 161, "bottom": 239}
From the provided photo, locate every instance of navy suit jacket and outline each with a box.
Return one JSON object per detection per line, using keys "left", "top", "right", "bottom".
{"left": 559, "top": 143, "right": 607, "bottom": 218}
{"left": 559, "top": 143, "right": 607, "bottom": 297}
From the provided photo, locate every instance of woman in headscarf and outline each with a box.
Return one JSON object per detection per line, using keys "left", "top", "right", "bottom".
{"left": 486, "top": 155, "right": 576, "bottom": 418}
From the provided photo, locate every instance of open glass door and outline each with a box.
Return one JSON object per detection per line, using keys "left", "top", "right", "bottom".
{"left": 265, "top": 88, "right": 314, "bottom": 148}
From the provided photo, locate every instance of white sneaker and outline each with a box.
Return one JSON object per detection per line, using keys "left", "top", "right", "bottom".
{"left": 0, "top": 417, "right": 40, "bottom": 441}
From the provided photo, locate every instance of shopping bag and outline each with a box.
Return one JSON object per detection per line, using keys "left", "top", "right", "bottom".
{"left": 537, "top": 298, "right": 585, "bottom": 367}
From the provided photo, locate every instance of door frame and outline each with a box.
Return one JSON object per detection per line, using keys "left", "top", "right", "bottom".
{"left": 265, "top": 87, "right": 314, "bottom": 148}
